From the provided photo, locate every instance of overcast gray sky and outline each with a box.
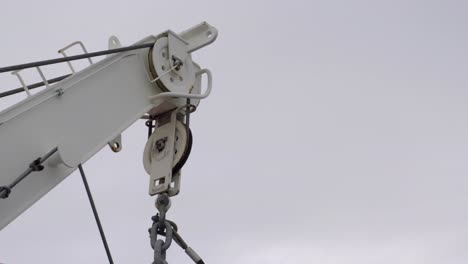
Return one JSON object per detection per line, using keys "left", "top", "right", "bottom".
{"left": 1, "top": 0, "right": 468, "bottom": 263}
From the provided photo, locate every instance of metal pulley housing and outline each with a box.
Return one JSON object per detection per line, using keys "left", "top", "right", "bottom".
{"left": 148, "top": 22, "right": 217, "bottom": 96}
{"left": 143, "top": 120, "right": 192, "bottom": 175}
{"left": 149, "top": 35, "right": 196, "bottom": 94}
{"left": 143, "top": 112, "right": 192, "bottom": 196}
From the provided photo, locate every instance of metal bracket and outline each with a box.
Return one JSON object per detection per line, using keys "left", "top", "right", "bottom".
{"left": 164, "top": 22, "right": 217, "bottom": 76}
{"left": 11, "top": 67, "right": 49, "bottom": 97}
{"left": 58, "top": 41, "right": 93, "bottom": 73}
{"left": 108, "top": 36, "right": 122, "bottom": 50}
{"left": 167, "top": 30, "right": 188, "bottom": 74}
{"left": 108, "top": 134, "right": 122, "bottom": 152}
{"left": 148, "top": 22, "right": 217, "bottom": 98}
{"left": 144, "top": 111, "right": 179, "bottom": 196}
{"left": 179, "top": 21, "right": 218, "bottom": 53}
{"left": 169, "top": 171, "right": 181, "bottom": 197}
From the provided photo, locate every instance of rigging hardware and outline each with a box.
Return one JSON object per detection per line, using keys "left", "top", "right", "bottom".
{"left": 149, "top": 194, "right": 205, "bottom": 264}
{"left": 0, "top": 147, "right": 58, "bottom": 199}
{"left": 0, "top": 21, "right": 218, "bottom": 264}
{"left": 0, "top": 74, "right": 71, "bottom": 99}
{"left": 78, "top": 164, "right": 114, "bottom": 264}
{"left": 0, "top": 43, "right": 154, "bottom": 74}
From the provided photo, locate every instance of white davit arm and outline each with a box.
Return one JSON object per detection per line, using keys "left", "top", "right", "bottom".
{"left": 0, "top": 22, "right": 218, "bottom": 230}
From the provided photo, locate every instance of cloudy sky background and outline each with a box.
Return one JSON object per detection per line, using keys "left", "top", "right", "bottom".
{"left": 1, "top": 0, "right": 468, "bottom": 263}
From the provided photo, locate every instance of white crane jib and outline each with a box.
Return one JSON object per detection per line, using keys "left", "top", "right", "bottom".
{"left": 0, "top": 22, "right": 218, "bottom": 233}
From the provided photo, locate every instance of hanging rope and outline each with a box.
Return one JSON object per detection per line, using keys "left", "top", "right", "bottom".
{"left": 78, "top": 164, "right": 114, "bottom": 264}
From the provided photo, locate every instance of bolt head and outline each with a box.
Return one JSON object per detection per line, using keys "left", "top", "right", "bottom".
{"left": 155, "top": 137, "right": 167, "bottom": 152}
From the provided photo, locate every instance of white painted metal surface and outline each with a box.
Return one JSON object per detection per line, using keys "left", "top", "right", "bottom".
{"left": 0, "top": 22, "right": 217, "bottom": 230}
{"left": 143, "top": 112, "right": 187, "bottom": 196}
